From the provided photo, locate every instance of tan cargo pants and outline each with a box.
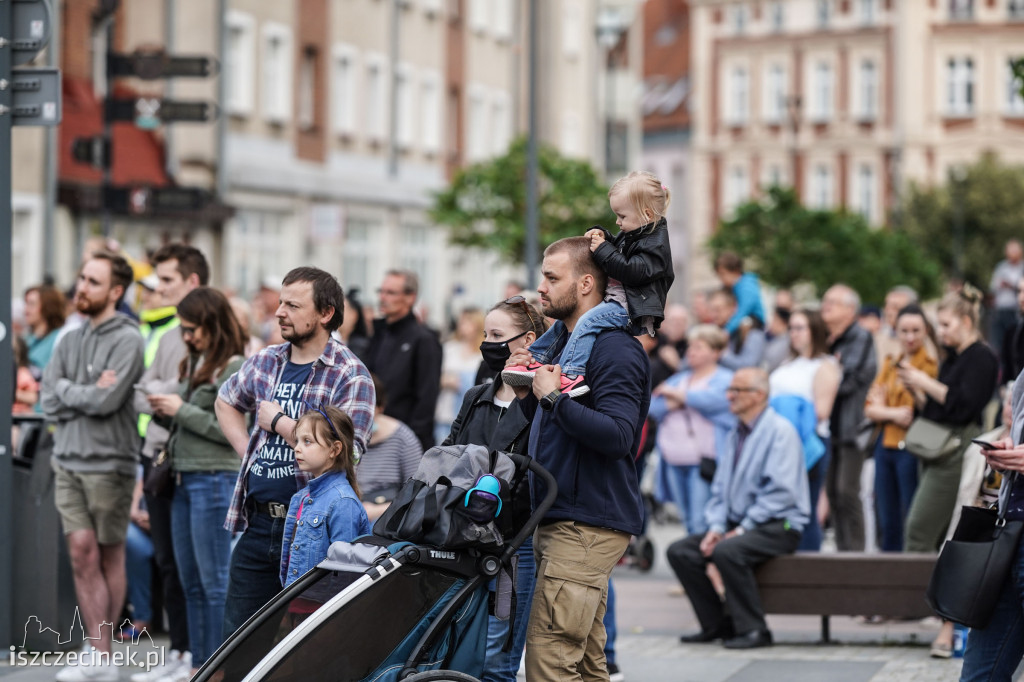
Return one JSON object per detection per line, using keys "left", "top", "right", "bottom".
{"left": 525, "top": 520, "right": 630, "bottom": 682}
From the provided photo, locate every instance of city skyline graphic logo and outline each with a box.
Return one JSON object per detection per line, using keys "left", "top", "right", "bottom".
{"left": 9, "top": 608, "right": 165, "bottom": 671}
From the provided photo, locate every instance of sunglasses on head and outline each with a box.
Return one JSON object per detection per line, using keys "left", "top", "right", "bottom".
{"left": 303, "top": 400, "right": 341, "bottom": 441}
{"left": 504, "top": 295, "right": 539, "bottom": 336}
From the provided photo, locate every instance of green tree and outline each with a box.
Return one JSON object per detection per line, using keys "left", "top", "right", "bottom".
{"left": 902, "top": 153, "right": 1024, "bottom": 288}
{"left": 430, "top": 137, "right": 615, "bottom": 264}
{"left": 708, "top": 187, "right": 942, "bottom": 303}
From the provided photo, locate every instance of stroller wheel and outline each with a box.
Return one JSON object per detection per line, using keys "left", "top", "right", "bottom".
{"left": 400, "top": 671, "right": 482, "bottom": 682}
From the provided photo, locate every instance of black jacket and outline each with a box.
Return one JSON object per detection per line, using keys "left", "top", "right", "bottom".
{"left": 591, "top": 217, "right": 674, "bottom": 330}
{"left": 443, "top": 380, "right": 533, "bottom": 534}
{"left": 364, "top": 312, "right": 442, "bottom": 451}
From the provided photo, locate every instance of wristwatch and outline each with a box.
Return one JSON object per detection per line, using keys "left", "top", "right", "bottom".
{"left": 539, "top": 391, "right": 561, "bottom": 411}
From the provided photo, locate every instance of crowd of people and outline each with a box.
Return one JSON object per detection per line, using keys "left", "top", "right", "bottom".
{"left": 9, "top": 190, "right": 1024, "bottom": 681}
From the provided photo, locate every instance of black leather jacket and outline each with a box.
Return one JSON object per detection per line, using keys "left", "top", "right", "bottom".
{"left": 591, "top": 217, "right": 674, "bottom": 329}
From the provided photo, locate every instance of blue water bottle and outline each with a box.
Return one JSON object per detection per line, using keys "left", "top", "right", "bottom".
{"left": 463, "top": 474, "right": 503, "bottom": 522}
{"left": 952, "top": 623, "right": 969, "bottom": 658}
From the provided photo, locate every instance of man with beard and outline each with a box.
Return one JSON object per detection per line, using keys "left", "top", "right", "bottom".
{"left": 506, "top": 237, "right": 650, "bottom": 681}
{"left": 215, "top": 267, "right": 375, "bottom": 637}
{"left": 41, "top": 252, "right": 145, "bottom": 682}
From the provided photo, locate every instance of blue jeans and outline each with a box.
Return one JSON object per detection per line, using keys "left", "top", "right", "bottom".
{"left": 125, "top": 522, "right": 154, "bottom": 623}
{"left": 798, "top": 439, "right": 831, "bottom": 551}
{"left": 482, "top": 538, "right": 535, "bottom": 682}
{"left": 221, "top": 502, "right": 287, "bottom": 641}
{"left": 662, "top": 463, "right": 711, "bottom": 536}
{"left": 528, "top": 301, "right": 631, "bottom": 376}
{"left": 960, "top": 534, "right": 1024, "bottom": 681}
{"left": 874, "top": 441, "right": 919, "bottom": 552}
{"left": 172, "top": 472, "right": 236, "bottom": 667}
{"left": 604, "top": 579, "right": 617, "bottom": 665}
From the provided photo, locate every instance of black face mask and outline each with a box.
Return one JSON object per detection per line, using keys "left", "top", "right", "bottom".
{"left": 480, "top": 331, "right": 529, "bottom": 372}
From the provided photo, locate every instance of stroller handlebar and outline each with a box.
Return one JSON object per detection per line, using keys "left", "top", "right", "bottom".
{"left": 501, "top": 453, "right": 558, "bottom": 564}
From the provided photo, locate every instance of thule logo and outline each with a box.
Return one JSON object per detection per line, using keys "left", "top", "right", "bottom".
{"left": 429, "top": 550, "right": 456, "bottom": 560}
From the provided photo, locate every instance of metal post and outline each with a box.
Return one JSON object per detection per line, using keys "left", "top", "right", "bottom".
{"left": 99, "top": 15, "right": 114, "bottom": 237}
{"left": 951, "top": 167, "right": 966, "bottom": 281}
{"left": 0, "top": 0, "right": 15, "bottom": 651}
{"left": 164, "top": 0, "right": 177, "bottom": 178}
{"left": 215, "top": 0, "right": 227, "bottom": 199}
{"left": 43, "top": 0, "right": 59, "bottom": 277}
{"left": 524, "top": 0, "right": 538, "bottom": 289}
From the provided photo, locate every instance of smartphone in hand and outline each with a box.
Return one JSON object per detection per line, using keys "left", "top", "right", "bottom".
{"left": 971, "top": 438, "right": 996, "bottom": 450}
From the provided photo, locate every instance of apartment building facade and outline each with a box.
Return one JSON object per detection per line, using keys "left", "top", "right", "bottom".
{"left": 689, "top": 0, "right": 1024, "bottom": 292}
{"left": 24, "top": 0, "right": 644, "bottom": 329}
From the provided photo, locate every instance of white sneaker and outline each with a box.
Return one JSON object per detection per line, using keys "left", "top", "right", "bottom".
{"left": 154, "top": 667, "right": 192, "bottom": 682}
{"left": 131, "top": 650, "right": 190, "bottom": 682}
{"left": 54, "top": 645, "right": 119, "bottom": 682}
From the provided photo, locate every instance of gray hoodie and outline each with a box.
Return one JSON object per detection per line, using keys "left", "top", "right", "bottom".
{"left": 41, "top": 314, "right": 145, "bottom": 475}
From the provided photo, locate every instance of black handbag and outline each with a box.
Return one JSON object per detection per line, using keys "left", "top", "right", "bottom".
{"left": 143, "top": 449, "right": 174, "bottom": 499}
{"left": 926, "top": 504, "right": 1024, "bottom": 628}
{"left": 698, "top": 456, "right": 717, "bottom": 483}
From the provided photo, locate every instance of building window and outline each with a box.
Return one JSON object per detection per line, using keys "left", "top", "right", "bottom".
{"left": 1007, "top": 58, "right": 1024, "bottom": 114}
{"left": 225, "top": 11, "right": 255, "bottom": 116}
{"left": 732, "top": 4, "right": 748, "bottom": 34}
{"left": 763, "top": 64, "right": 786, "bottom": 123}
{"left": 420, "top": 71, "right": 442, "bottom": 154}
{"left": 563, "top": 0, "right": 583, "bottom": 58}
{"left": 859, "top": 59, "right": 878, "bottom": 120}
{"left": 811, "top": 61, "right": 833, "bottom": 121}
{"left": 765, "top": 164, "right": 784, "bottom": 188}
{"left": 726, "top": 165, "right": 750, "bottom": 212}
{"left": 1011, "top": 0, "right": 1024, "bottom": 19}
{"left": 949, "top": 0, "right": 973, "bottom": 21}
{"left": 816, "top": 0, "right": 831, "bottom": 28}
{"left": 811, "top": 164, "right": 833, "bottom": 209}
{"left": 467, "top": 85, "right": 488, "bottom": 161}
{"left": 421, "top": 0, "right": 444, "bottom": 17}
{"left": 365, "top": 54, "right": 389, "bottom": 142}
{"left": 946, "top": 56, "right": 975, "bottom": 116}
{"left": 342, "top": 219, "right": 373, "bottom": 296}
{"left": 561, "top": 112, "right": 582, "bottom": 158}
{"left": 399, "top": 224, "right": 432, "bottom": 302}
{"left": 491, "top": 92, "right": 511, "bottom": 155}
{"left": 493, "top": 0, "right": 513, "bottom": 40}
{"left": 469, "top": 0, "right": 489, "bottom": 34}
{"left": 297, "top": 47, "right": 317, "bottom": 131}
{"left": 396, "top": 64, "right": 416, "bottom": 150}
{"left": 856, "top": 164, "right": 875, "bottom": 223}
{"left": 769, "top": 1, "right": 785, "bottom": 31}
{"left": 729, "top": 66, "right": 749, "bottom": 125}
{"left": 860, "top": 0, "right": 877, "bottom": 25}
{"left": 261, "top": 23, "right": 293, "bottom": 124}
{"left": 331, "top": 44, "right": 358, "bottom": 136}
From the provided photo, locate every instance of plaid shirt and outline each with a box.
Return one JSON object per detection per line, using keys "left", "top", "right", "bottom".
{"left": 219, "top": 337, "right": 375, "bottom": 532}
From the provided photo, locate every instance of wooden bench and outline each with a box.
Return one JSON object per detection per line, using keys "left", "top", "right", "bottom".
{"left": 754, "top": 552, "right": 937, "bottom": 642}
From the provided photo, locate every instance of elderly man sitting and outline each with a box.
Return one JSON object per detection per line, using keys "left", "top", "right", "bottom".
{"left": 666, "top": 367, "right": 810, "bottom": 649}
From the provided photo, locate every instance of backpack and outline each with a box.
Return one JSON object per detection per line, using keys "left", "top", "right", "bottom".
{"left": 373, "top": 443, "right": 516, "bottom": 550}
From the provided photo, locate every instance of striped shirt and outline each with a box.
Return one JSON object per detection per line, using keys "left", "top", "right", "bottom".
{"left": 357, "top": 421, "right": 424, "bottom": 497}
{"left": 219, "top": 337, "right": 375, "bottom": 532}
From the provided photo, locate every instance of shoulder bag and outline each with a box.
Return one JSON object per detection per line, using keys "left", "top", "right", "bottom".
{"left": 901, "top": 417, "right": 960, "bottom": 461}
{"left": 926, "top": 500, "right": 1024, "bottom": 628}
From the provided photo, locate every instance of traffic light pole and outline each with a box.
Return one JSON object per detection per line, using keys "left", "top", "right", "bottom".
{"left": 0, "top": 0, "right": 17, "bottom": 653}
{"left": 101, "top": 14, "right": 113, "bottom": 236}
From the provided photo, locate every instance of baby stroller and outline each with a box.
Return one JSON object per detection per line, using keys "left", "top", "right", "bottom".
{"left": 193, "top": 446, "right": 557, "bottom": 682}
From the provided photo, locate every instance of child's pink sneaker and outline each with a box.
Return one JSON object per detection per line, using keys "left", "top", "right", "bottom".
{"left": 501, "top": 362, "right": 543, "bottom": 386}
{"left": 560, "top": 374, "right": 590, "bottom": 398}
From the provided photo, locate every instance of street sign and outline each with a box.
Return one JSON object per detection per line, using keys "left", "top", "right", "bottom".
{"left": 104, "top": 97, "right": 217, "bottom": 127}
{"left": 104, "top": 185, "right": 214, "bottom": 216}
{"left": 108, "top": 50, "right": 219, "bottom": 80}
{"left": 10, "top": 67, "right": 59, "bottom": 126}
{"left": 11, "top": 0, "right": 51, "bottom": 67}
{"left": 71, "top": 135, "right": 110, "bottom": 169}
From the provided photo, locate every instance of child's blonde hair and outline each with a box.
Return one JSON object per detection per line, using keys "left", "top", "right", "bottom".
{"left": 293, "top": 406, "right": 360, "bottom": 497}
{"left": 608, "top": 171, "right": 671, "bottom": 224}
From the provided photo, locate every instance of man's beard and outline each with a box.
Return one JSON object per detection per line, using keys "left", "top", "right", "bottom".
{"left": 543, "top": 289, "right": 578, "bottom": 321}
{"left": 75, "top": 293, "right": 108, "bottom": 317}
{"left": 281, "top": 322, "right": 318, "bottom": 346}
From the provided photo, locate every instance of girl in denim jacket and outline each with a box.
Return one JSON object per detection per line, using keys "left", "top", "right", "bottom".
{"left": 280, "top": 405, "right": 371, "bottom": 586}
